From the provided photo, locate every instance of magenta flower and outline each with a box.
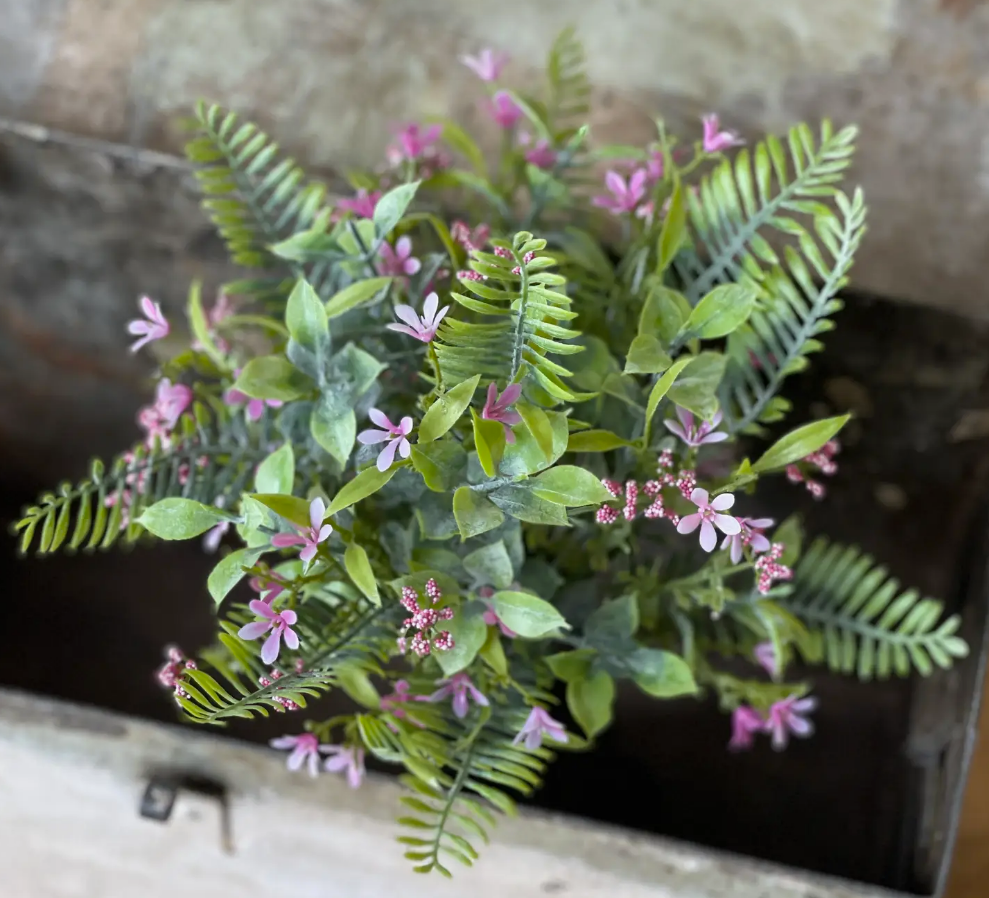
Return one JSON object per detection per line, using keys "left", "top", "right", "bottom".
{"left": 224, "top": 378, "right": 284, "bottom": 422}
{"left": 337, "top": 188, "right": 381, "bottom": 219}
{"left": 381, "top": 679, "right": 424, "bottom": 720}
{"left": 429, "top": 672, "right": 489, "bottom": 720}
{"left": 481, "top": 382, "right": 523, "bottom": 443}
{"left": 323, "top": 745, "right": 366, "bottom": 789}
{"left": 486, "top": 90, "right": 523, "bottom": 129}
{"left": 250, "top": 575, "right": 286, "bottom": 605}
{"left": 677, "top": 488, "right": 741, "bottom": 552}
{"left": 127, "top": 296, "right": 170, "bottom": 353}
{"left": 389, "top": 123, "right": 442, "bottom": 163}
{"left": 754, "top": 641, "right": 779, "bottom": 678}
{"left": 701, "top": 114, "right": 744, "bottom": 154}
{"left": 592, "top": 169, "right": 648, "bottom": 216}
{"left": 387, "top": 291, "right": 449, "bottom": 343}
{"left": 358, "top": 409, "right": 414, "bottom": 472}
{"left": 482, "top": 604, "right": 518, "bottom": 638}
{"left": 377, "top": 235, "right": 421, "bottom": 279}
{"left": 202, "top": 521, "right": 230, "bottom": 553}
{"left": 271, "top": 497, "right": 333, "bottom": 565}
{"left": 269, "top": 732, "right": 333, "bottom": 777}
{"left": 520, "top": 133, "right": 556, "bottom": 169}
{"left": 154, "top": 378, "right": 193, "bottom": 430}
{"left": 646, "top": 149, "right": 664, "bottom": 182}
{"left": 664, "top": 406, "right": 728, "bottom": 448}
{"left": 460, "top": 48, "right": 508, "bottom": 82}
{"left": 765, "top": 694, "right": 817, "bottom": 751}
{"left": 239, "top": 601, "right": 300, "bottom": 665}
{"left": 728, "top": 706, "right": 765, "bottom": 752}
{"left": 720, "top": 516, "right": 774, "bottom": 563}
{"left": 513, "top": 706, "right": 569, "bottom": 750}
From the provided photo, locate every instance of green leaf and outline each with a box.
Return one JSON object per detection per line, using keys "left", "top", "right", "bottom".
{"left": 435, "top": 605, "right": 488, "bottom": 676}
{"left": 567, "top": 670, "right": 615, "bottom": 739}
{"left": 751, "top": 415, "right": 850, "bottom": 473}
{"left": 472, "top": 412, "right": 506, "bottom": 478}
{"left": 666, "top": 351, "right": 727, "bottom": 420}
{"left": 324, "top": 277, "right": 393, "bottom": 319}
{"left": 327, "top": 466, "right": 398, "bottom": 515}
{"left": 410, "top": 441, "right": 468, "bottom": 492}
{"left": 516, "top": 403, "right": 555, "bottom": 461}
{"left": 463, "top": 541, "right": 514, "bottom": 590}
{"left": 680, "top": 284, "right": 757, "bottom": 340}
{"left": 336, "top": 665, "right": 380, "bottom": 709}
{"left": 566, "top": 429, "right": 632, "bottom": 452}
{"left": 644, "top": 355, "right": 694, "bottom": 440}
{"left": 479, "top": 626, "right": 508, "bottom": 675}
{"left": 452, "top": 487, "right": 505, "bottom": 540}
{"left": 136, "top": 498, "right": 227, "bottom": 541}
{"left": 207, "top": 547, "right": 263, "bottom": 605}
{"left": 545, "top": 648, "right": 596, "bottom": 682}
{"left": 251, "top": 493, "right": 311, "bottom": 528}
{"left": 490, "top": 590, "right": 569, "bottom": 638}
{"left": 585, "top": 596, "right": 639, "bottom": 643}
{"left": 234, "top": 355, "right": 313, "bottom": 401}
{"left": 327, "top": 343, "right": 385, "bottom": 400}
{"left": 657, "top": 179, "right": 686, "bottom": 273}
{"left": 641, "top": 286, "right": 691, "bottom": 347}
{"left": 488, "top": 484, "right": 570, "bottom": 526}
{"left": 419, "top": 375, "right": 480, "bottom": 443}
{"left": 344, "top": 544, "right": 380, "bottom": 605}
{"left": 255, "top": 442, "right": 295, "bottom": 494}
{"left": 532, "top": 465, "right": 613, "bottom": 506}
{"left": 500, "top": 410, "right": 569, "bottom": 476}
{"left": 373, "top": 181, "right": 420, "bottom": 237}
{"left": 285, "top": 279, "right": 329, "bottom": 354}
{"left": 773, "top": 515, "right": 804, "bottom": 567}
{"left": 431, "top": 117, "right": 487, "bottom": 175}
{"left": 624, "top": 335, "right": 672, "bottom": 374}
{"left": 186, "top": 280, "right": 225, "bottom": 367}
{"left": 630, "top": 649, "right": 698, "bottom": 698}
{"left": 311, "top": 396, "right": 357, "bottom": 467}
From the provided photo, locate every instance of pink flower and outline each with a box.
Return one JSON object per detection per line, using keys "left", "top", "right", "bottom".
{"left": 358, "top": 409, "right": 414, "bottom": 472}
{"left": 377, "top": 235, "right": 421, "bottom": 279}
{"left": 381, "top": 679, "right": 424, "bottom": 720}
{"left": 677, "top": 488, "right": 741, "bottom": 552}
{"left": 271, "top": 497, "right": 333, "bottom": 565}
{"left": 202, "top": 522, "right": 230, "bottom": 553}
{"left": 239, "top": 600, "right": 300, "bottom": 665}
{"left": 513, "top": 706, "right": 569, "bottom": 750}
{"left": 269, "top": 732, "right": 334, "bottom": 777}
{"left": 728, "top": 706, "right": 765, "bottom": 752}
{"left": 389, "top": 123, "right": 442, "bottom": 163}
{"left": 592, "top": 169, "right": 648, "bottom": 216}
{"left": 127, "top": 296, "right": 170, "bottom": 353}
{"left": 646, "top": 149, "right": 664, "bottom": 182}
{"left": 764, "top": 694, "right": 817, "bottom": 751}
{"left": 720, "top": 516, "right": 774, "bottom": 564}
{"left": 519, "top": 133, "right": 556, "bottom": 169}
{"left": 429, "top": 672, "right": 489, "bottom": 719}
{"left": 323, "top": 745, "right": 366, "bottom": 789}
{"left": 387, "top": 291, "right": 449, "bottom": 343}
{"left": 481, "top": 383, "right": 523, "bottom": 443}
{"left": 137, "top": 378, "right": 192, "bottom": 448}
{"left": 482, "top": 605, "right": 517, "bottom": 638}
{"left": 450, "top": 221, "right": 491, "bottom": 253}
{"left": 397, "top": 580, "right": 454, "bottom": 656}
{"left": 664, "top": 406, "right": 728, "bottom": 448}
{"left": 486, "top": 90, "right": 523, "bottom": 128}
{"left": 337, "top": 188, "right": 381, "bottom": 219}
{"left": 250, "top": 575, "right": 286, "bottom": 604}
{"left": 460, "top": 48, "right": 508, "bottom": 82}
{"left": 701, "top": 114, "right": 744, "bottom": 154}
{"left": 224, "top": 374, "right": 284, "bottom": 422}
{"left": 753, "top": 641, "right": 779, "bottom": 678}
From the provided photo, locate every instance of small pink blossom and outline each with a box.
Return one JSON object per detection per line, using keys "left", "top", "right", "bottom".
{"left": 239, "top": 601, "right": 300, "bottom": 665}
{"left": 388, "top": 123, "right": 442, "bottom": 164}
{"left": 754, "top": 641, "right": 779, "bottom": 678}
{"left": 429, "top": 672, "right": 489, "bottom": 719}
{"left": 482, "top": 605, "right": 518, "bottom": 638}
{"left": 250, "top": 575, "right": 286, "bottom": 604}
{"left": 224, "top": 373, "right": 284, "bottom": 422}
{"left": 728, "top": 706, "right": 765, "bottom": 752}
{"left": 481, "top": 382, "right": 523, "bottom": 443}
{"left": 337, "top": 188, "right": 381, "bottom": 219}
{"left": 486, "top": 90, "right": 523, "bottom": 129}
{"left": 765, "top": 694, "right": 817, "bottom": 751}
{"left": 202, "top": 513, "right": 230, "bottom": 553}
{"left": 127, "top": 296, "right": 170, "bottom": 353}
{"left": 460, "top": 48, "right": 508, "bottom": 82}
{"left": 720, "top": 516, "right": 774, "bottom": 564}
{"left": 381, "top": 679, "right": 424, "bottom": 720}
{"left": 664, "top": 406, "right": 728, "bottom": 448}
{"left": 271, "top": 497, "right": 333, "bottom": 565}
{"left": 269, "top": 732, "right": 334, "bottom": 777}
{"left": 513, "top": 706, "right": 569, "bottom": 751}
{"left": 519, "top": 132, "right": 556, "bottom": 169}
{"left": 646, "top": 149, "right": 664, "bottom": 182}
{"left": 137, "top": 378, "right": 193, "bottom": 447}
{"left": 377, "top": 235, "right": 421, "bottom": 279}
{"left": 592, "top": 169, "right": 648, "bottom": 216}
{"left": 677, "top": 488, "right": 741, "bottom": 552}
{"left": 387, "top": 291, "right": 449, "bottom": 343}
{"left": 398, "top": 581, "right": 454, "bottom": 656}
{"left": 702, "top": 114, "right": 744, "bottom": 154}
{"left": 450, "top": 221, "right": 491, "bottom": 253}
{"left": 754, "top": 543, "right": 793, "bottom": 594}
{"left": 358, "top": 409, "right": 414, "bottom": 472}
{"left": 323, "top": 745, "right": 366, "bottom": 789}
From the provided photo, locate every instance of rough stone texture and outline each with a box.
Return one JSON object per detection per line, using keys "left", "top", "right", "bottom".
{"left": 2, "top": 0, "right": 989, "bottom": 318}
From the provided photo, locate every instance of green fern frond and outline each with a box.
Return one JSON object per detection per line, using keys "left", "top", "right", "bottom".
{"left": 546, "top": 27, "right": 591, "bottom": 139}
{"left": 13, "top": 405, "right": 270, "bottom": 556}
{"left": 782, "top": 537, "right": 968, "bottom": 680}
{"left": 433, "top": 231, "right": 582, "bottom": 401}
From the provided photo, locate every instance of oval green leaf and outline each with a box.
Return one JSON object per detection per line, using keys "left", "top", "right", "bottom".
{"left": 751, "top": 415, "right": 850, "bottom": 473}
{"left": 532, "top": 465, "right": 614, "bottom": 507}
{"left": 681, "top": 284, "right": 757, "bottom": 340}
{"left": 327, "top": 466, "right": 398, "bottom": 516}
{"left": 344, "top": 543, "right": 380, "bottom": 605}
{"left": 490, "top": 590, "right": 569, "bottom": 638}
{"left": 137, "top": 498, "right": 228, "bottom": 541}
{"left": 567, "top": 670, "right": 615, "bottom": 739}
{"left": 419, "top": 374, "right": 480, "bottom": 443}
{"left": 324, "top": 276, "right": 393, "bottom": 319}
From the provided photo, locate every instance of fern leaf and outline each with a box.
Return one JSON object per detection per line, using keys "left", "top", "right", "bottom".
{"left": 546, "top": 27, "right": 591, "bottom": 139}
{"left": 782, "top": 537, "right": 968, "bottom": 680}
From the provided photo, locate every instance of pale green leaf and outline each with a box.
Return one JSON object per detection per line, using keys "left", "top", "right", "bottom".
{"left": 751, "top": 415, "right": 850, "bottom": 473}
{"left": 324, "top": 277, "right": 393, "bottom": 319}
{"left": 532, "top": 465, "right": 613, "bottom": 507}
{"left": 419, "top": 374, "right": 480, "bottom": 443}
{"left": 327, "top": 466, "right": 398, "bottom": 515}
{"left": 490, "top": 590, "right": 569, "bottom": 638}
{"left": 137, "top": 498, "right": 227, "bottom": 541}
{"left": 344, "top": 543, "right": 380, "bottom": 605}
{"left": 255, "top": 442, "right": 295, "bottom": 494}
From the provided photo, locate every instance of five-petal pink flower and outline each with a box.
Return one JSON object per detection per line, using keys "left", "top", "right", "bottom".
{"left": 460, "top": 48, "right": 508, "bottom": 82}
{"left": 358, "top": 409, "right": 414, "bottom": 472}
{"left": 513, "top": 706, "right": 569, "bottom": 750}
{"left": 377, "top": 235, "right": 421, "bottom": 279}
{"left": 486, "top": 90, "right": 523, "bottom": 129}
{"left": 381, "top": 679, "right": 424, "bottom": 720}
{"left": 677, "top": 488, "right": 741, "bottom": 552}
{"left": 389, "top": 123, "right": 442, "bottom": 163}
{"left": 337, "top": 188, "right": 381, "bottom": 219}
{"left": 765, "top": 694, "right": 817, "bottom": 751}
{"left": 701, "top": 114, "right": 744, "bottom": 154}
{"left": 728, "top": 706, "right": 765, "bottom": 752}
{"left": 269, "top": 732, "right": 333, "bottom": 777}
{"left": 664, "top": 406, "right": 728, "bottom": 447}
{"left": 520, "top": 134, "right": 557, "bottom": 169}
{"left": 127, "top": 296, "right": 170, "bottom": 353}
{"left": 271, "top": 497, "right": 333, "bottom": 565}
{"left": 239, "top": 600, "right": 301, "bottom": 665}
{"left": 720, "top": 516, "right": 774, "bottom": 563}
{"left": 224, "top": 375, "right": 284, "bottom": 422}
{"left": 592, "top": 169, "right": 648, "bottom": 216}
{"left": 429, "top": 672, "right": 489, "bottom": 719}
{"left": 481, "top": 383, "right": 523, "bottom": 443}
{"left": 387, "top": 291, "right": 449, "bottom": 343}
{"left": 323, "top": 744, "right": 366, "bottom": 789}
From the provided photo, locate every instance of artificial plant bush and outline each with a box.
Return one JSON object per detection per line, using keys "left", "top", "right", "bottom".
{"left": 16, "top": 29, "right": 969, "bottom": 876}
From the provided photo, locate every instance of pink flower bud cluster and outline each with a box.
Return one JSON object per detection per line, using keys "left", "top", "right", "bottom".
{"left": 155, "top": 645, "right": 197, "bottom": 700}
{"left": 451, "top": 220, "right": 491, "bottom": 254}
{"left": 596, "top": 453, "right": 699, "bottom": 526}
{"left": 397, "top": 579, "right": 455, "bottom": 657}
{"left": 786, "top": 439, "right": 840, "bottom": 500}
{"left": 754, "top": 543, "right": 793, "bottom": 595}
